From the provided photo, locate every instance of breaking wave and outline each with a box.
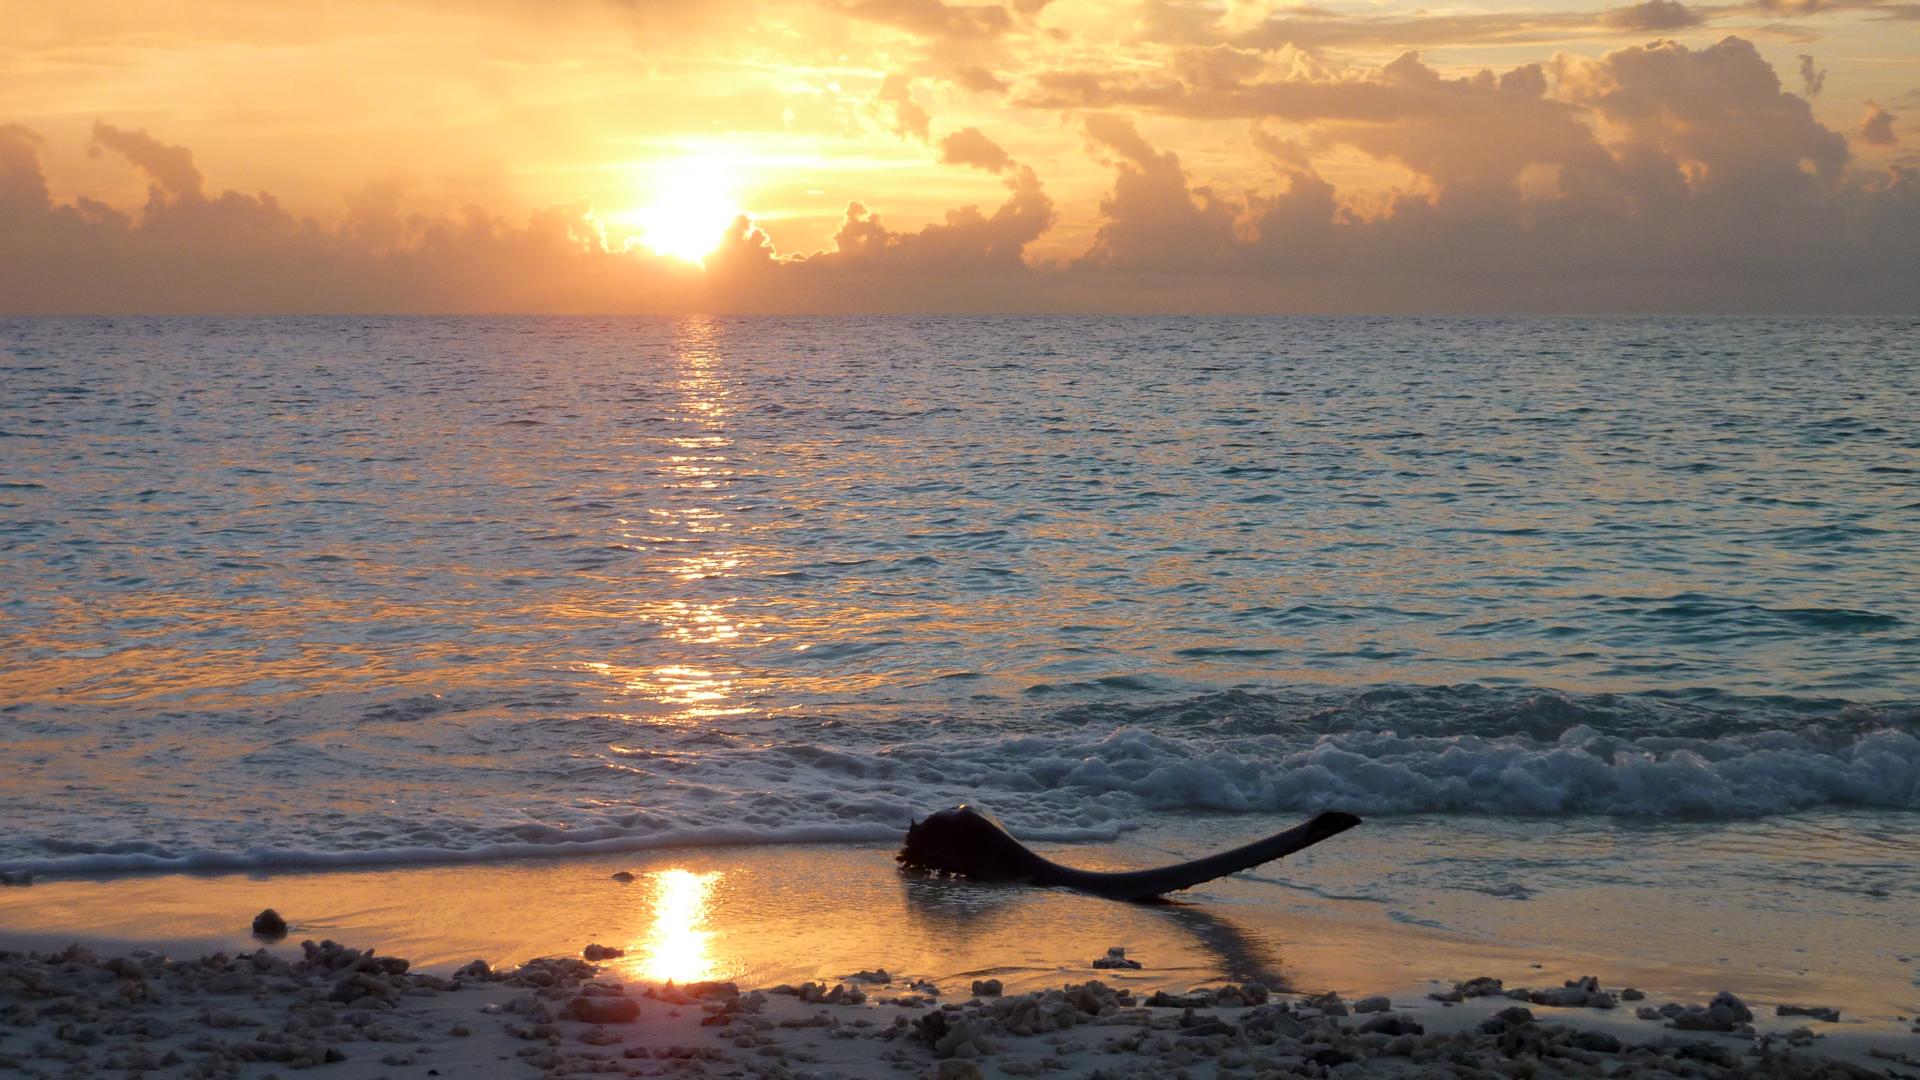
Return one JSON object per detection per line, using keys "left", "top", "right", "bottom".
{"left": 4, "top": 685, "right": 1915, "bottom": 877}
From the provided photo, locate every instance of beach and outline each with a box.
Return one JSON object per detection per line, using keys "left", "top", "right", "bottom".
{"left": 3, "top": 891, "right": 1915, "bottom": 1079}
{"left": 2, "top": 827, "right": 1917, "bottom": 1077}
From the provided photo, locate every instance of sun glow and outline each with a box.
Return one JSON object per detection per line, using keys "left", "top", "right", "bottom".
{"left": 628, "top": 155, "right": 743, "bottom": 265}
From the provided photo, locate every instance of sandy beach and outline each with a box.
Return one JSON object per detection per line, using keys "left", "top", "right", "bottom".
{"left": 3, "top": 833, "right": 1917, "bottom": 1078}
{"left": 3, "top": 929, "right": 1915, "bottom": 1080}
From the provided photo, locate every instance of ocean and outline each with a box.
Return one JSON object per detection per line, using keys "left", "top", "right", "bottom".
{"left": 1, "top": 315, "right": 1916, "bottom": 925}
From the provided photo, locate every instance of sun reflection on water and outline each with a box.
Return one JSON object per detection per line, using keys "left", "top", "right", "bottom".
{"left": 628, "top": 868, "right": 723, "bottom": 984}
{"left": 577, "top": 315, "right": 761, "bottom": 719}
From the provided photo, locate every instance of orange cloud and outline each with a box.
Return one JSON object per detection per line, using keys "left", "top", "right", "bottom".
{"left": 839, "top": 0, "right": 1015, "bottom": 39}
{"left": 940, "top": 127, "right": 1014, "bottom": 172}
{"left": 878, "top": 74, "right": 933, "bottom": 141}
{"left": 3, "top": 36, "right": 1918, "bottom": 313}
{"left": 1860, "top": 101, "right": 1900, "bottom": 145}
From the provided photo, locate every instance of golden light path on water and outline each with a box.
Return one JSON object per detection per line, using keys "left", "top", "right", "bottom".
{"left": 575, "top": 315, "right": 755, "bottom": 721}
{"left": 628, "top": 317, "right": 745, "bottom": 718}
{"left": 621, "top": 869, "right": 723, "bottom": 985}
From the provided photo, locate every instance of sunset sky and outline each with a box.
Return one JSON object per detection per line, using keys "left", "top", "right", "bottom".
{"left": 2, "top": 0, "right": 1916, "bottom": 312}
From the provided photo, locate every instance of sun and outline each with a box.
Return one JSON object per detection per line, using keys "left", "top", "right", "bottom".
{"left": 629, "top": 154, "right": 743, "bottom": 265}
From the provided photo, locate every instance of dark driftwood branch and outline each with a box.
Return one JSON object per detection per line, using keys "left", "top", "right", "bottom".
{"left": 897, "top": 805, "right": 1362, "bottom": 902}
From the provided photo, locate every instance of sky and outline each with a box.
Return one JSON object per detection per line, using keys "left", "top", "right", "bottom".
{"left": 1, "top": 0, "right": 1917, "bottom": 312}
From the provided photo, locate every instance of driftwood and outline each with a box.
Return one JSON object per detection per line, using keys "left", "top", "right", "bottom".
{"left": 897, "top": 805, "right": 1361, "bottom": 902}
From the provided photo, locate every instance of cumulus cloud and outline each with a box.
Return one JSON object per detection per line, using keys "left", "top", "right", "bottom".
{"left": 0, "top": 121, "right": 1064, "bottom": 315}
{"left": 1859, "top": 101, "right": 1899, "bottom": 145}
{"left": 1798, "top": 54, "right": 1826, "bottom": 97}
{"left": 1078, "top": 113, "right": 1242, "bottom": 269}
{"left": 4, "top": 36, "right": 1918, "bottom": 314}
{"left": 1049, "top": 37, "right": 1918, "bottom": 310}
{"left": 1607, "top": 0, "right": 1704, "bottom": 29}
{"left": 90, "top": 123, "right": 205, "bottom": 201}
{"left": 1569, "top": 37, "right": 1850, "bottom": 185}
{"left": 1026, "top": 37, "right": 1849, "bottom": 197}
{"left": 797, "top": 165, "right": 1052, "bottom": 273}
{"left": 939, "top": 127, "right": 1014, "bottom": 172}
{"left": 877, "top": 73, "right": 932, "bottom": 140}
{"left": 0, "top": 124, "right": 51, "bottom": 218}
{"left": 949, "top": 65, "right": 1011, "bottom": 94}
{"left": 840, "top": 0, "right": 1014, "bottom": 39}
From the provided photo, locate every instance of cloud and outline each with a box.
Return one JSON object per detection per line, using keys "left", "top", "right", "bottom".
{"left": 949, "top": 65, "right": 1011, "bottom": 93}
{"left": 1606, "top": 0, "right": 1704, "bottom": 30}
{"left": 1045, "top": 36, "right": 1917, "bottom": 310}
{"left": 90, "top": 123, "right": 205, "bottom": 201}
{"left": 1024, "top": 37, "right": 1849, "bottom": 199}
{"left": 839, "top": 0, "right": 1014, "bottom": 39}
{"left": 1078, "top": 113, "right": 1242, "bottom": 269}
{"left": 1798, "top": 54, "right": 1826, "bottom": 96}
{"left": 877, "top": 73, "right": 932, "bottom": 140}
{"left": 0, "top": 124, "right": 51, "bottom": 219}
{"left": 3, "top": 35, "right": 1917, "bottom": 314}
{"left": 1860, "top": 101, "right": 1899, "bottom": 145}
{"left": 0, "top": 121, "right": 1062, "bottom": 314}
{"left": 794, "top": 164, "right": 1053, "bottom": 274}
{"left": 1569, "top": 37, "right": 1850, "bottom": 185}
{"left": 1136, "top": 0, "right": 1715, "bottom": 53}
{"left": 939, "top": 127, "right": 1014, "bottom": 172}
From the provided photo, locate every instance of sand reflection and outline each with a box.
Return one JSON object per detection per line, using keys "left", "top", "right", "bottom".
{"left": 628, "top": 868, "right": 722, "bottom": 984}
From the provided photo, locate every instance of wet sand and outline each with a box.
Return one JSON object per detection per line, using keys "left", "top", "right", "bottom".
{"left": 2, "top": 834, "right": 1918, "bottom": 1077}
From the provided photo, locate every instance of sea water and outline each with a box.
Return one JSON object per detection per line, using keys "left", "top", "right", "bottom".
{"left": 1, "top": 316, "right": 1915, "bottom": 936}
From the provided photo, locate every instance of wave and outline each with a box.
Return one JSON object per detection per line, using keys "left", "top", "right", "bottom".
{"left": 0, "top": 821, "right": 1137, "bottom": 877}
{"left": 3, "top": 685, "right": 1915, "bottom": 878}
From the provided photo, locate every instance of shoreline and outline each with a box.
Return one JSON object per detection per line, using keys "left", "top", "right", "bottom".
{"left": 2, "top": 933, "right": 1914, "bottom": 1080}
{"left": 4, "top": 826, "right": 1915, "bottom": 1016}
{"left": 1, "top": 835, "right": 1916, "bottom": 1078}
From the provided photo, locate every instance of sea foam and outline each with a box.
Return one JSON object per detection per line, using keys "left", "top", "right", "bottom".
{"left": 4, "top": 688, "right": 1914, "bottom": 877}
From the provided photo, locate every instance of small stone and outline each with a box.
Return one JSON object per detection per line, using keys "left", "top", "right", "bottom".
{"left": 1092, "top": 947, "right": 1141, "bottom": 970}
{"left": 1305, "top": 991, "right": 1348, "bottom": 1016}
{"left": 610, "top": 871, "right": 636, "bottom": 882}
{"left": 971, "top": 979, "right": 1003, "bottom": 997}
{"left": 1710, "top": 990, "right": 1753, "bottom": 1022}
{"left": 1668, "top": 991, "right": 1754, "bottom": 1032}
{"left": 1358, "top": 1014, "right": 1424, "bottom": 1037}
{"left": 1570, "top": 1030, "right": 1622, "bottom": 1053}
{"left": 583, "top": 943, "right": 625, "bottom": 961}
{"left": 1528, "top": 975, "right": 1615, "bottom": 1009}
{"left": 1621, "top": 988, "right": 1646, "bottom": 1001}
{"left": 1430, "top": 976, "right": 1504, "bottom": 1003}
{"left": 1354, "top": 995, "right": 1392, "bottom": 1013}
{"left": 566, "top": 994, "right": 640, "bottom": 1024}
{"left": 1776, "top": 1004, "right": 1841, "bottom": 1023}
{"left": 1496, "top": 1006, "right": 1536, "bottom": 1026}
{"left": 252, "top": 908, "right": 289, "bottom": 939}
